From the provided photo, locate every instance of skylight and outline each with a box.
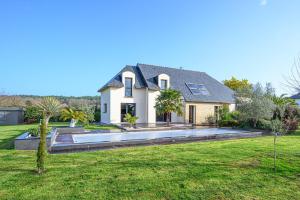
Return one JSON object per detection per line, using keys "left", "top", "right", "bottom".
{"left": 186, "top": 83, "right": 210, "bottom": 96}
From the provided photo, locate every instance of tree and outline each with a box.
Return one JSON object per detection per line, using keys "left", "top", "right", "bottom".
{"left": 271, "top": 94, "right": 297, "bottom": 107}
{"left": 68, "top": 99, "right": 96, "bottom": 123}
{"left": 223, "top": 76, "right": 252, "bottom": 91}
{"left": 24, "top": 106, "right": 42, "bottom": 123}
{"left": 270, "top": 104, "right": 290, "bottom": 173}
{"left": 36, "top": 117, "right": 47, "bottom": 174}
{"left": 60, "top": 108, "right": 87, "bottom": 127}
{"left": 237, "top": 83, "right": 275, "bottom": 127}
{"left": 155, "top": 89, "right": 183, "bottom": 126}
{"left": 36, "top": 97, "right": 62, "bottom": 174}
{"left": 123, "top": 113, "right": 138, "bottom": 128}
{"left": 37, "top": 97, "right": 62, "bottom": 126}
{"left": 284, "top": 56, "right": 300, "bottom": 93}
{"left": 0, "top": 95, "right": 24, "bottom": 107}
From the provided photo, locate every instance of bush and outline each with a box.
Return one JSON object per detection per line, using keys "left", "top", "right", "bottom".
{"left": 230, "top": 111, "right": 240, "bottom": 120}
{"left": 206, "top": 115, "right": 216, "bottom": 125}
{"left": 284, "top": 118, "right": 299, "bottom": 131}
{"left": 219, "top": 105, "right": 230, "bottom": 120}
{"left": 94, "top": 108, "right": 101, "bottom": 122}
{"left": 123, "top": 113, "right": 138, "bottom": 127}
{"left": 218, "top": 119, "right": 239, "bottom": 127}
{"left": 24, "top": 106, "right": 42, "bottom": 123}
{"left": 284, "top": 105, "right": 300, "bottom": 119}
{"left": 27, "top": 127, "right": 40, "bottom": 137}
{"left": 26, "top": 126, "right": 51, "bottom": 137}
{"left": 257, "top": 119, "right": 272, "bottom": 130}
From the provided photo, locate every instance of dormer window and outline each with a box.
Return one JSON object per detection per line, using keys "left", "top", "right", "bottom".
{"left": 160, "top": 79, "right": 168, "bottom": 90}
{"left": 125, "top": 77, "right": 133, "bottom": 97}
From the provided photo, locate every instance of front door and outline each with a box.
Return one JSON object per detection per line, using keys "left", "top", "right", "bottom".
{"left": 189, "top": 105, "right": 196, "bottom": 124}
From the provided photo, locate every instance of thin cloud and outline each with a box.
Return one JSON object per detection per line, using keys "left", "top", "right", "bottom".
{"left": 260, "top": 0, "right": 268, "bottom": 6}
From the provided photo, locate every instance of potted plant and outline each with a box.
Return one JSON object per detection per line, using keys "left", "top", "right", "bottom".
{"left": 60, "top": 108, "right": 87, "bottom": 127}
{"left": 123, "top": 113, "right": 138, "bottom": 128}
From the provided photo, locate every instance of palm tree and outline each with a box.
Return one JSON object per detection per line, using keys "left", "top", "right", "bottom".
{"left": 155, "top": 89, "right": 183, "bottom": 126}
{"left": 37, "top": 97, "right": 62, "bottom": 126}
{"left": 60, "top": 107, "right": 87, "bottom": 127}
{"left": 271, "top": 94, "right": 296, "bottom": 106}
{"left": 123, "top": 113, "right": 138, "bottom": 128}
{"left": 36, "top": 97, "right": 61, "bottom": 174}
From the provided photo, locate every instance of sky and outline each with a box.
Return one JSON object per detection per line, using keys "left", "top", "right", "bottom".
{"left": 1, "top": 0, "right": 300, "bottom": 96}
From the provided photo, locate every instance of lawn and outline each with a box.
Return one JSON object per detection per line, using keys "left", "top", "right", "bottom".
{"left": 0, "top": 124, "right": 299, "bottom": 199}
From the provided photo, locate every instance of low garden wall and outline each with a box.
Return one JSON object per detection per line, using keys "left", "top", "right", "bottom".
{"left": 14, "top": 129, "right": 58, "bottom": 150}
{"left": 14, "top": 127, "right": 85, "bottom": 150}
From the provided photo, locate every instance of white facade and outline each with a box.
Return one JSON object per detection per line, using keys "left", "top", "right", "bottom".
{"left": 101, "top": 70, "right": 163, "bottom": 124}
{"left": 100, "top": 69, "right": 235, "bottom": 124}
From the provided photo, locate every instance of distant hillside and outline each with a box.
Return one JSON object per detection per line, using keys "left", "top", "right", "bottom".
{"left": 0, "top": 95, "right": 100, "bottom": 108}
{"left": 18, "top": 95, "right": 100, "bottom": 101}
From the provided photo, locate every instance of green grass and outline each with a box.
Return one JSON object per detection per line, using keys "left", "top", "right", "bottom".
{"left": 0, "top": 124, "right": 299, "bottom": 199}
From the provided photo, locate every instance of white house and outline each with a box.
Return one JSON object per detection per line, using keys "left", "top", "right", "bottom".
{"left": 98, "top": 63, "right": 235, "bottom": 125}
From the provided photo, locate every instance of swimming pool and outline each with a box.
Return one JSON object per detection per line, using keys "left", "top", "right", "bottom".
{"left": 72, "top": 128, "right": 249, "bottom": 144}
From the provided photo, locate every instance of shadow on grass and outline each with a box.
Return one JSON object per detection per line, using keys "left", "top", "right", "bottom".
{"left": 0, "top": 166, "right": 37, "bottom": 175}
{"left": 0, "top": 134, "right": 22, "bottom": 150}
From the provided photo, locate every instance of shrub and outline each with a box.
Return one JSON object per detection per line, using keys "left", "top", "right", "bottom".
{"left": 24, "top": 106, "right": 42, "bottom": 123}
{"left": 257, "top": 119, "right": 272, "bottom": 130}
{"left": 94, "top": 108, "right": 101, "bottom": 122}
{"left": 230, "top": 111, "right": 240, "bottom": 120}
{"left": 123, "top": 113, "right": 138, "bottom": 127}
{"left": 219, "top": 105, "right": 230, "bottom": 120}
{"left": 284, "top": 118, "right": 299, "bottom": 131}
{"left": 60, "top": 108, "right": 87, "bottom": 127}
{"left": 218, "top": 119, "right": 239, "bottom": 127}
{"left": 27, "top": 127, "right": 40, "bottom": 137}
{"left": 27, "top": 126, "right": 51, "bottom": 137}
{"left": 206, "top": 115, "right": 216, "bottom": 125}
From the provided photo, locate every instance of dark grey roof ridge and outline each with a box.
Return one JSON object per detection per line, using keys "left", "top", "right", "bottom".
{"left": 137, "top": 63, "right": 206, "bottom": 74}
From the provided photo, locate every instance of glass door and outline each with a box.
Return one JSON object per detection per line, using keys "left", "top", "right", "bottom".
{"left": 189, "top": 105, "right": 196, "bottom": 124}
{"left": 121, "top": 103, "right": 136, "bottom": 122}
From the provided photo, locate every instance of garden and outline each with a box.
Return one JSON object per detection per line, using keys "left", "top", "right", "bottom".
{"left": 0, "top": 79, "right": 300, "bottom": 199}
{"left": 0, "top": 123, "right": 299, "bottom": 199}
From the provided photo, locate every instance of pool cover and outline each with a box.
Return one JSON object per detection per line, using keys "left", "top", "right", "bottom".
{"left": 72, "top": 128, "right": 249, "bottom": 144}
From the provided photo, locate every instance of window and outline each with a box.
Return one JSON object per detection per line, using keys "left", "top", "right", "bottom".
{"left": 103, "top": 103, "right": 107, "bottom": 113}
{"left": 186, "top": 83, "right": 210, "bottom": 96}
{"left": 121, "top": 103, "right": 136, "bottom": 122}
{"left": 0, "top": 111, "right": 6, "bottom": 121}
{"left": 160, "top": 79, "right": 168, "bottom": 90}
{"left": 125, "top": 77, "right": 133, "bottom": 97}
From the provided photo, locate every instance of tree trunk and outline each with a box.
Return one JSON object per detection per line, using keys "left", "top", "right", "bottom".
{"left": 45, "top": 116, "right": 51, "bottom": 127}
{"left": 274, "top": 133, "right": 277, "bottom": 173}
{"left": 166, "top": 113, "right": 171, "bottom": 126}
{"left": 37, "top": 118, "right": 47, "bottom": 174}
{"left": 253, "top": 119, "right": 257, "bottom": 128}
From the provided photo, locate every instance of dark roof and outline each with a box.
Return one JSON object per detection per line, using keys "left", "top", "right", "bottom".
{"left": 98, "top": 65, "right": 146, "bottom": 92}
{"left": 290, "top": 93, "right": 300, "bottom": 99}
{"left": 99, "top": 63, "right": 235, "bottom": 103}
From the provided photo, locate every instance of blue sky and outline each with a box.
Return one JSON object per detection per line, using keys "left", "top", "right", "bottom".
{"left": 1, "top": 0, "right": 300, "bottom": 96}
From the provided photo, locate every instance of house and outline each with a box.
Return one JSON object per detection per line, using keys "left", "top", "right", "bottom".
{"left": 98, "top": 63, "right": 235, "bottom": 125}
{"left": 290, "top": 93, "right": 300, "bottom": 105}
{"left": 0, "top": 107, "right": 24, "bottom": 125}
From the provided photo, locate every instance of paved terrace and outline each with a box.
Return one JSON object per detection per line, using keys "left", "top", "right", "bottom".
{"left": 50, "top": 128, "right": 263, "bottom": 153}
